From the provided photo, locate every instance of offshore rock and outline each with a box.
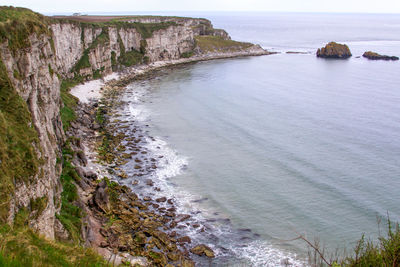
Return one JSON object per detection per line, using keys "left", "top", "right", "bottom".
{"left": 316, "top": 42, "right": 352, "bottom": 59}
{"left": 362, "top": 51, "right": 399, "bottom": 61}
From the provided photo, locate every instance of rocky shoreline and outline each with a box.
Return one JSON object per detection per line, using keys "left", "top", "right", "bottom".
{"left": 68, "top": 50, "right": 272, "bottom": 266}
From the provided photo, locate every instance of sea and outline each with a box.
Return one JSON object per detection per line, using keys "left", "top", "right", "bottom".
{"left": 59, "top": 11, "right": 400, "bottom": 266}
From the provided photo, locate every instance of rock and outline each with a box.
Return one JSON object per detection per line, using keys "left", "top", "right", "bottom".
{"left": 190, "top": 244, "right": 215, "bottom": 258}
{"left": 362, "top": 51, "right": 399, "bottom": 61}
{"left": 99, "top": 228, "right": 110, "bottom": 237}
{"left": 181, "top": 259, "right": 195, "bottom": 267}
{"left": 118, "top": 171, "right": 128, "bottom": 179}
{"left": 169, "top": 231, "right": 177, "bottom": 238}
{"left": 156, "top": 197, "right": 167, "bottom": 203}
{"left": 169, "top": 221, "right": 177, "bottom": 229}
{"left": 92, "top": 123, "right": 101, "bottom": 130}
{"left": 176, "top": 214, "right": 191, "bottom": 223}
{"left": 145, "top": 179, "right": 154, "bottom": 186}
{"left": 316, "top": 42, "right": 352, "bottom": 59}
{"left": 167, "top": 253, "right": 180, "bottom": 261}
{"left": 93, "top": 184, "right": 110, "bottom": 212}
{"left": 143, "top": 196, "right": 152, "bottom": 201}
{"left": 165, "top": 212, "right": 175, "bottom": 217}
{"left": 99, "top": 241, "right": 109, "bottom": 248}
{"left": 177, "top": 236, "right": 191, "bottom": 243}
{"left": 84, "top": 170, "right": 97, "bottom": 180}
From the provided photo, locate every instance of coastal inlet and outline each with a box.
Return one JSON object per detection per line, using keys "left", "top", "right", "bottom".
{"left": 94, "top": 68, "right": 305, "bottom": 266}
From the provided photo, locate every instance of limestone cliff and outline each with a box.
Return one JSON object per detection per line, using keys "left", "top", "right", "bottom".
{"left": 0, "top": 6, "right": 267, "bottom": 242}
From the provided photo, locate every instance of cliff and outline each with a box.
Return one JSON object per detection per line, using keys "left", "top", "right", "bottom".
{"left": 0, "top": 6, "right": 268, "bottom": 266}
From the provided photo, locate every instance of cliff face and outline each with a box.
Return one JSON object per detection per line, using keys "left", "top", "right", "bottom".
{"left": 0, "top": 32, "right": 64, "bottom": 238}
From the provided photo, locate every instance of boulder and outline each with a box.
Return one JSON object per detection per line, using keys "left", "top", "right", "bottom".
{"left": 362, "top": 51, "right": 399, "bottom": 61}
{"left": 93, "top": 182, "right": 110, "bottom": 212}
{"left": 156, "top": 197, "right": 167, "bottom": 203}
{"left": 190, "top": 244, "right": 215, "bottom": 258}
{"left": 177, "top": 236, "right": 191, "bottom": 243}
{"left": 316, "top": 42, "right": 352, "bottom": 59}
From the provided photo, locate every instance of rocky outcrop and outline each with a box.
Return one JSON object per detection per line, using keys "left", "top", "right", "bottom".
{"left": 316, "top": 42, "right": 352, "bottom": 59}
{"left": 0, "top": 32, "right": 64, "bottom": 239}
{"left": 362, "top": 51, "right": 399, "bottom": 61}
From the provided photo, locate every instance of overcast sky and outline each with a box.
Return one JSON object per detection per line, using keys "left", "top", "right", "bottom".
{"left": 2, "top": 0, "right": 400, "bottom": 14}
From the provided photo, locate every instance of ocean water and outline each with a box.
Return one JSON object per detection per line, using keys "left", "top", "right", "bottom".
{"left": 116, "top": 13, "right": 400, "bottom": 266}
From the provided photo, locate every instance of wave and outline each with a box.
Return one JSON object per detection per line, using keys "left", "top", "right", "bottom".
{"left": 115, "top": 79, "right": 306, "bottom": 266}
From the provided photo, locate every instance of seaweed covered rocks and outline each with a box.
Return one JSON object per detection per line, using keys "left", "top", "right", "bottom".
{"left": 91, "top": 178, "right": 196, "bottom": 266}
{"left": 317, "top": 42, "right": 352, "bottom": 59}
{"left": 363, "top": 51, "right": 399, "bottom": 61}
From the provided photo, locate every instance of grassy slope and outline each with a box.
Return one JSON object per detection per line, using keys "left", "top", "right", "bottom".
{"left": 195, "top": 35, "right": 253, "bottom": 53}
{"left": 0, "top": 6, "right": 51, "bottom": 54}
{"left": 0, "top": 223, "right": 108, "bottom": 266}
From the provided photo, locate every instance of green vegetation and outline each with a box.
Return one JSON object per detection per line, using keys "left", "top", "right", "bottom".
{"left": 195, "top": 35, "right": 253, "bottom": 53}
{"left": 116, "top": 34, "right": 144, "bottom": 68}
{"left": 119, "top": 50, "right": 143, "bottom": 67}
{"left": 73, "top": 50, "right": 91, "bottom": 73}
{"left": 30, "top": 196, "right": 48, "bottom": 220}
{"left": 60, "top": 79, "right": 79, "bottom": 131}
{"left": 306, "top": 219, "right": 400, "bottom": 267}
{"left": 0, "top": 224, "right": 108, "bottom": 266}
{"left": 12, "top": 69, "right": 21, "bottom": 80}
{"left": 343, "top": 221, "right": 400, "bottom": 267}
{"left": 48, "top": 64, "right": 54, "bottom": 77}
{"left": 181, "top": 51, "right": 194, "bottom": 58}
{"left": 0, "top": 6, "right": 51, "bottom": 54}
{"left": 0, "top": 58, "right": 40, "bottom": 222}
{"left": 56, "top": 138, "right": 83, "bottom": 243}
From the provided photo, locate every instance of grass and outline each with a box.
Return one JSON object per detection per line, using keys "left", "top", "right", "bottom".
{"left": 30, "top": 196, "right": 48, "bottom": 220}
{"left": 0, "top": 224, "right": 108, "bottom": 266}
{"left": 56, "top": 138, "right": 83, "bottom": 243}
{"left": 195, "top": 35, "right": 253, "bottom": 53}
{"left": 119, "top": 50, "right": 143, "bottom": 67}
{"left": 181, "top": 51, "right": 194, "bottom": 58}
{"left": 0, "top": 6, "right": 51, "bottom": 55}
{"left": 60, "top": 79, "right": 80, "bottom": 131}
{"left": 0, "top": 57, "right": 40, "bottom": 223}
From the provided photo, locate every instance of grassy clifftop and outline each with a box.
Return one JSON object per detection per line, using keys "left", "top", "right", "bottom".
{"left": 195, "top": 35, "right": 253, "bottom": 53}
{"left": 0, "top": 6, "right": 52, "bottom": 54}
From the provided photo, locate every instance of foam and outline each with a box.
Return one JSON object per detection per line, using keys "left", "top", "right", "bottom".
{"left": 116, "top": 79, "right": 307, "bottom": 267}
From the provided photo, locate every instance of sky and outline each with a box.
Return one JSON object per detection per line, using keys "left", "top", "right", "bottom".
{"left": 2, "top": 0, "right": 400, "bottom": 14}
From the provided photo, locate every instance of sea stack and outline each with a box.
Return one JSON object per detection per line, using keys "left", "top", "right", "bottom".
{"left": 316, "top": 42, "right": 352, "bottom": 59}
{"left": 362, "top": 51, "right": 399, "bottom": 61}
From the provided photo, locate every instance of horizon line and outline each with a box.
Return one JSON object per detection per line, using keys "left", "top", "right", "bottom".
{"left": 42, "top": 10, "right": 400, "bottom": 16}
